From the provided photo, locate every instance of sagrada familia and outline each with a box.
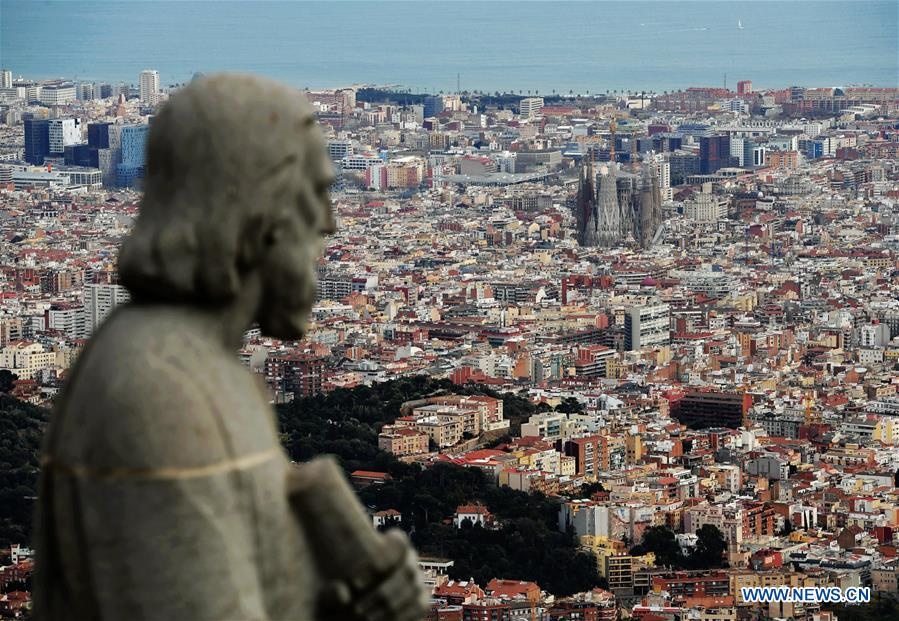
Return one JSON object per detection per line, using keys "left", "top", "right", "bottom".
{"left": 574, "top": 158, "right": 664, "bottom": 249}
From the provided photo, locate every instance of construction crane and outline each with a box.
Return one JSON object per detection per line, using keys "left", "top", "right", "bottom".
{"left": 609, "top": 117, "right": 617, "bottom": 163}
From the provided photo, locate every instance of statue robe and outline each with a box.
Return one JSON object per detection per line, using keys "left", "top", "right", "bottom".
{"left": 33, "top": 306, "right": 318, "bottom": 620}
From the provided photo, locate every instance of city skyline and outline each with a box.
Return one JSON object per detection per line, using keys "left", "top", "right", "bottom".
{"left": 2, "top": 72, "right": 899, "bottom": 616}
{"left": 3, "top": 2, "right": 899, "bottom": 619}
{"left": 2, "top": 1, "right": 896, "bottom": 92}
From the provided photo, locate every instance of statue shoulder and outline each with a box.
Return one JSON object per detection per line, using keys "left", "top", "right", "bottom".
{"left": 49, "top": 309, "right": 251, "bottom": 472}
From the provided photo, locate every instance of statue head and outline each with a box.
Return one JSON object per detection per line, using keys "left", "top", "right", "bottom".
{"left": 118, "top": 73, "right": 336, "bottom": 339}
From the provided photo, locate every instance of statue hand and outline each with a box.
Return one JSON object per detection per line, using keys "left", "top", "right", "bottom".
{"left": 318, "top": 529, "right": 429, "bottom": 621}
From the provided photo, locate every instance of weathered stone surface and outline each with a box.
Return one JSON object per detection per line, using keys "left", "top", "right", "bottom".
{"left": 33, "top": 73, "right": 427, "bottom": 621}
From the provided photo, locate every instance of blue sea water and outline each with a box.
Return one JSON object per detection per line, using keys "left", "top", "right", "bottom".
{"left": 1, "top": 0, "right": 896, "bottom": 93}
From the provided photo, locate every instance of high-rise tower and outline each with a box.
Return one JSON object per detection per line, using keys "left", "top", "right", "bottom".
{"left": 139, "top": 69, "right": 160, "bottom": 105}
{"left": 609, "top": 117, "right": 617, "bottom": 163}
{"left": 24, "top": 116, "right": 50, "bottom": 165}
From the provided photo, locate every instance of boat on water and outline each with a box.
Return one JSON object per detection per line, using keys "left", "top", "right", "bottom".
{"left": 738, "top": 19, "right": 744, "bottom": 29}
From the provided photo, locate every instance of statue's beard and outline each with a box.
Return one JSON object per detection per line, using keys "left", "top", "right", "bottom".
{"left": 259, "top": 310, "right": 307, "bottom": 340}
{"left": 257, "top": 275, "right": 316, "bottom": 340}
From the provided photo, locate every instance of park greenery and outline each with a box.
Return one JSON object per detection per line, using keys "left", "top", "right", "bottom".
{"left": 276, "top": 375, "right": 601, "bottom": 595}
{"left": 1, "top": 376, "right": 601, "bottom": 594}
{"left": 0, "top": 395, "right": 48, "bottom": 549}
{"left": 275, "top": 375, "right": 543, "bottom": 470}
{"left": 357, "top": 461, "right": 602, "bottom": 596}
{"left": 5, "top": 377, "right": 899, "bottom": 614}
{"left": 630, "top": 524, "right": 728, "bottom": 570}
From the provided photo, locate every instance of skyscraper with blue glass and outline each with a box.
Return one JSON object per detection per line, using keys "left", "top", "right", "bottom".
{"left": 116, "top": 124, "right": 149, "bottom": 188}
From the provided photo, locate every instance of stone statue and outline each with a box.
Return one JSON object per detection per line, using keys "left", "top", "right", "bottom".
{"left": 33, "top": 74, "right": 428, "bottom": 621}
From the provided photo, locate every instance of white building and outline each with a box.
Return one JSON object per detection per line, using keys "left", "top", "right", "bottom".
{"left": 0, "top": 341, "right": 57, "bottom": 380}
{"left": 48, "top": 306, "right": 89, "bottom": 339}
{"left": 625, "top": 302, "right": 670, "bottom": 351}
{"left": 365, "top": 163, "right": 387, "bottom": 191}
{"left": 858, "top": 348, "right": 884, "bottom": 365}
{"left": 520, "top": 97, "right": 544, "bottom": 119}
{"left": 859, "top": 323, "right": 890, "bottom": 348}
{"left": 11, "top": 166, "right": 101, "bottom": 190}
{"left": 372, "top": 509, "right": 402, "bottom": 529}
{"left": 729, "top": 137, "right": 746, "bottom": 166}
{"left": 685, "top": 191, "right": 728, "bottom": 222}
{"left": 57, "top": 167, "right": 103, "bottom": 188}
{"left": 26, "top": 85, "right": 42, "bottom": 102}
{"left": 84, "top": 284, "right": 130, "bottom": 334}
{"left": 728, "top": 99, "right": 749, "bottom": 114}
{"left": 651, "top": 157, "right": 673, "bottom": 201}
{"left": 521, "top": 412, "right": 582, "bottom": 440}
{"left": 453, "top": 504, "right": 492, "bottom": 528}
{"left": 670, "top": 270, "right": 735, "bottom": 299}
{"left": 48, "top": 118, "right": 82, "bottom": 154}
{"left": 11, "top": 169, "right": 75, "bottom": 190}
{"left": 40, "top": 83, "right": 76, "bottom": 106}
{"left": 0, "top": 69, "right": 12, "bottom": 89}
{"left": 340, "top": 153, "right": 381, "bottom": 171}
{"left": 10, "top": 544, "right": 33, "bottom": 565}
{"left": 139, "top": 69, "right": 160, "bottom": 105}
{"left": 802, "top": 122, "right": 826, "bottom": 137}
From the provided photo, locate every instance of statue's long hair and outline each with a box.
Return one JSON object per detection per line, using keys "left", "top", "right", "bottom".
{"left": 118, "top": 74, "right": 319, "bottom": 305}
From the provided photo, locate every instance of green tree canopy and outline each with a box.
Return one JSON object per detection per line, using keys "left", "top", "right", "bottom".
{"left": 689, "top": 524, "right": 727, "bottom": 569}
{"left": 0, "top": 395, "right": 49, "bottom": 548}
{"left": 630, "top": 525, "right": 685, "bottom": 568}
{"left": 0, "top": 370, "right": 19, "bottom": 394}
{"left": 556, "top": 397, "right": 584, "bottom": 414}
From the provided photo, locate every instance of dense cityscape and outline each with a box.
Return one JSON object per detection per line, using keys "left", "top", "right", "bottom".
{"left": 1, "top": 65, "right": 898, "bottom": 621}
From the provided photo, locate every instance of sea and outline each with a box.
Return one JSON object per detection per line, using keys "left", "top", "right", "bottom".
{"left": 1, "top": 0, "right": 897, "bottom": 93}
